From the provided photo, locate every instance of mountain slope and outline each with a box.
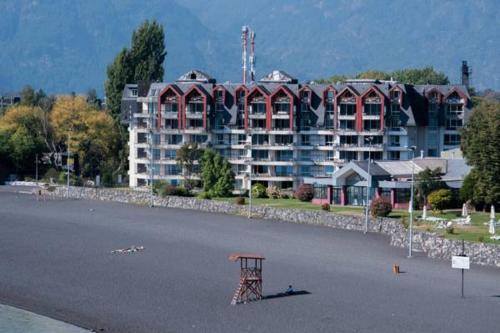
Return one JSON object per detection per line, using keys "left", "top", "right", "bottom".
{"left": 0, "top": 0, "right": 498, "bottom": 94}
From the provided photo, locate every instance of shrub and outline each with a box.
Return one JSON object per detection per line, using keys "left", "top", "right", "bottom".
{"left": 251, "top": 183, "right": 267, "bottom": 198}
{"left": 321, "top": 203, "right": 330, "bottom": 211}
{"left": 235, "top": 197, "right": 245, "bottom": 205}
{"left": 266, "top": 186, "right": 280, "bottom": 199}
{"left": 370, "top": 198, "right": 392, "bottom": 217}
{"left": 198, "top": 191, "right": 212, "bottom": 200}
{"left": 159, "top": 184, "right": 191, "bottom": 197}
{"left": 280, "top": 193, "right": 290, "bottom": 199}
{"left": 43, "top": 168, "right": 59, "bottom": 183}
{"left": 295, "top": 184, "right": 314, "bottom": 202}
{"left": 428, "top": 189, "right": 454, "bottom": 212}
{"left": 153, "top": 180, "right": 168, "bottom": 195}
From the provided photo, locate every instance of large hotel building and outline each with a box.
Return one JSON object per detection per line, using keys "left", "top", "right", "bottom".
{"left": 121, "top": 69, "right": 470, "bottom": 191}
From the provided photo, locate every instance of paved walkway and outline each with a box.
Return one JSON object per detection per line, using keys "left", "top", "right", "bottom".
{"left": 0, "top": 304, "right": 89, "bottom": 333}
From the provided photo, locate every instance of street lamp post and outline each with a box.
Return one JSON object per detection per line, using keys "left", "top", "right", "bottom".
{"left": 67, "top": 133, "right": 71, "bottom": 199}
{"left": 246, "top": 132, "right": 253, "bottom": 218}
{"left": 407, "top": 146, "right": 416, "bottom": 258}
{"left": 35, "top": 153, "right": 39, "bottom": 187}
{"left": 364, "top": 136, "right": 373, "bottom": 234}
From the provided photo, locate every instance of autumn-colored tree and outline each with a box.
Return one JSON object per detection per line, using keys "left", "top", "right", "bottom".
{"left": 50, "top": 96, "right": 119, "bottom": 177}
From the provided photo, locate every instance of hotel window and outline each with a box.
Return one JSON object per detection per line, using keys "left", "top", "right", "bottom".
{"left": 275, "top": 135, "right": 293, "bottom": 145}
{"left": 444, "top": 134, "right": 461, "bottom": 145}
{"left": 251, "top": 101, "right": 266, "bottom": 114}
{"left": 300, "top": 150, "right": 311, "bottom": 161}
{"left": 164, "top": 119, "right": 178, "bottom": 129}
{"left": 327, "top": 151, "right": 334, "bottom": 160}
{"left": 389, "top": 135, "right": 400, "bottom": 146}
{"left": 363, "top": 120, "right": 380, "bottom": 131}
{"left": 339, "top": 104, "right": 356, "bottom": 116}
{"left": 164, "top": 101, "right": 178, "bottom": 112}
{"left": 274, "top": 102, "right": 290, "bottom": 114}
{"left": 364, "top": 103, "right": 381, "bottom": 116}
{"left": 237, "top": 91, "right": 245, "bottom": 112}
{"left": 300, "top": 91, "right": 310, "bottom": 112}
{"left": 191, "top": 135, "right": 207, "bottom": 143}
{"left": 276, "top": 151, "right": 293, "bottom": 161}
{"left": 299, "top": 165, "right": 312, "bottom": 177}
{"left": 238, "top": 134, "right": 247, "bottom": 144}
{"left": 388, "top": 151, "right": 400, "bottom": 160}
{"left": 252, "top": 134, "right": 268, "bottom": 145}
{"left": 339, "top": 120, "right": 355, "bottom": 130}
{"left": 301, "top": 135, "right": 310, "bottom": 145}
{"left": 188, "top": 100, "right": 203, "bottom": 113}
{"left": 152, "top": 148, "right": 160, "bottom": 160}
{"left": 313, "top": 185, "right": 328, "bottom": 199}
{"left": 325, "top": 135, "right": 334, "bottom": 146}
{"left": 446, "top": 118, "right": 463, "bottom": 130}
{"left": 363, "top": 151, "right": 382, "bottom": 160}
{"left": 164, "top": 150, "right": 176, "bottom": 159}
{"left": 252, "top": 150, "right": 269, "bottom": 161}
{"left": 340, "top": 135, "right": 358, "bottom": 145}
{"left": 340, "top": 151, "right": 357, "bottom": 161}
{"left": 276, "top": 166, "right": 293, "bottom": 176}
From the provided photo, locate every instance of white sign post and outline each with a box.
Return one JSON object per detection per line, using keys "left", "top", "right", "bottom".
{"left": 452, "top": 256, "right": 470, "bottom": 270}
{"left": 451, "top": 240, "right": 469, "bottom": 298}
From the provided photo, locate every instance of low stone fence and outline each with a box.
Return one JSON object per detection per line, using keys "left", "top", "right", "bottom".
{"left": 48, "top": 186, "right": 500, "bottom": 268}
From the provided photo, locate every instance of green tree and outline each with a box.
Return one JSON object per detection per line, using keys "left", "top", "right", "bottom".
{"left": 316, "top": 66, "right": 449, "bottom": 85}
{"left": 20, "top": 85, "right": 36, "bottom": 106}
{"left": 176, "top": 143, "right": 203, "bottom": 190}
{"left": 415, "top": 167, "right": 443, "bottom": 207}
{"left": 20, "top": 86, "right": 47, "bottom": 107}
{"left": 392, "top": 66, "right": 449, "bottom": 85}
{"left": 104, "top": 48, "right": 133, "bottom": 119}
{"left": 86, "top": 89, "right": 101, "bottom": 109}
{"left": 105, "top": 20, "right": 166, "bottom": 119}
{"left": 200, "top": 149, "right": 234, "bottom": 197}
{"left": 356, "top": 70, "right": 391, "bottom": 81}
{"left": 428, "top": 189, "right": 454, "bottom": 212}
{"left": 461, "top": 99, "right": 500, "bottom": 208}
{"left": 201, "top": 149, "right": 218, "bottom": 192}
{"left": 315, "top": 74, "right": 348, "bottom": 84}
{"left": 129, "top": 20, "right": 166, "bottom": 83}
{"left": 0, "top": 105, "right": 47, "bottom": 175}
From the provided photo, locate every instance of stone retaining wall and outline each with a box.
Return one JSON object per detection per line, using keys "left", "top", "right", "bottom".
{"left": 48, "top": 186, "right": 500, "bottom": 268}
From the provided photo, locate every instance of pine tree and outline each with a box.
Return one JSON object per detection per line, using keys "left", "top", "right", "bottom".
{"left": 129, "top": 20, "right": 166, "bottom": 83}
{"left": 104, "top": 20, "right": 166, "bottom": 119}
{"left": 104, "top": 48, "right": 133, "bottom": 119}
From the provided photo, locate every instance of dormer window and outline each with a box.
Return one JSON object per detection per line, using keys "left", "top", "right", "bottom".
{"left": 131, "top": 89, "right": 138, "bottom": 97}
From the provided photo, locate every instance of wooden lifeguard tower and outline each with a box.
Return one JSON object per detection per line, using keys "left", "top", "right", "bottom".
{"left": 228, "top": 253, "right": 265, "bottom": 305}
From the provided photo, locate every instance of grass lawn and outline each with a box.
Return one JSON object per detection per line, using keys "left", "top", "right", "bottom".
{"left": 214, "top": 196, "right": 499, "bottom": 244}
{"left": 411, "top": 209, "right": 500, "bottom": 244}
{"left": 213, "top": 197, "right": 365, "bottom": 215}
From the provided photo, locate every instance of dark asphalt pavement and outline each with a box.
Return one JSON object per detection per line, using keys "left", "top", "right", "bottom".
{"left": 0, "top": 189, "right": 499, "bottom": 332}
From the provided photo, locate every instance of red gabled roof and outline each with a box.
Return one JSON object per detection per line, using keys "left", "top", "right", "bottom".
{"left": 443, "top": 87, "right": 468, "bottom": 101}
{"left": 159, "top": 84, "right": 183, "bottom": 99}
{"left": 184, "top": 84, "right": 209, "bottom": 99}
{"left": 270, "top": 84, "right": 295, "bottom": 100}
{"left": 360, "top": 85, "right": 386, "bottom": 99}
{"left": 247, "top": 85, "right": 270, "bottom": 99}
{"left": 336, "top": 85, "right": 359, "bottom": 98}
